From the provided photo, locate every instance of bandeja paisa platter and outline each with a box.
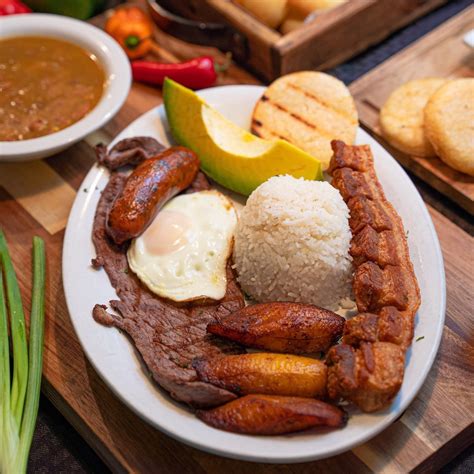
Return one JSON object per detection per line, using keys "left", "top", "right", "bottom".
{"left": 63, "top": 78, "right": 445, "bottom": 463}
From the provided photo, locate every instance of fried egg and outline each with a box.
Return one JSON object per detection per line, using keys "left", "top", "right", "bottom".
{"left": 127, "top": 190, "right": 237, "bottom": 302}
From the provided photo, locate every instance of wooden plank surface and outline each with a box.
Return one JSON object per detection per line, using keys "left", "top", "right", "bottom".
{"left": 1, "top": 5, "right": 473, "bottom": 473}
{"left": 349, "top": 7, "right": 474, "bottom": 215}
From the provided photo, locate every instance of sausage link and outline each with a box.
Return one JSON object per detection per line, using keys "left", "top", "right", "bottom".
{"left": 107, "top": 146, "right": 199, "bottom": 244}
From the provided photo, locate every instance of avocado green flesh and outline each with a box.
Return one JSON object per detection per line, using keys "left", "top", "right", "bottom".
{"left": 163, "top": 78, "right": 323, "bottom": 196}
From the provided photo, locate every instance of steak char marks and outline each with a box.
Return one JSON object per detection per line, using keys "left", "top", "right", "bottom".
{"left": 92, "top": 171, "right": 245, "bottom": 408}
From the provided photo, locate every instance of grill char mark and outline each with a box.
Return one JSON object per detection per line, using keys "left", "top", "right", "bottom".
{"left": 256, "top": 97, "right": 335, "bottom": 140}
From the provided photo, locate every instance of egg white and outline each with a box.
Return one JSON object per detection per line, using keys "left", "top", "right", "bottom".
{"left": 127, "top": 190, "right": 237, "bottom": 302}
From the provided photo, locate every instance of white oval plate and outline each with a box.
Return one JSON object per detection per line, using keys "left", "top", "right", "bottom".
{"left": 63, "top": 85, "right": 445, "bottom": 463}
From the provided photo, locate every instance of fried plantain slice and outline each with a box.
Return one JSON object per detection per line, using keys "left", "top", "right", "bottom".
{"left": 196, "top": 394, "right": 347, "bottom": 435}
{"left": 207, "top": 302, "right": 345, "bottom": 354}
{"left": 193, "top": 352, "right": 327, "bottom": 398}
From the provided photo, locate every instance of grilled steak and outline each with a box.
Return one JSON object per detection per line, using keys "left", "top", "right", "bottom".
{"left": 92, "top": 171, "right": 245, "bottom": 408}
{"left": 95, "top": 136, "right": 166, "bottom": 170}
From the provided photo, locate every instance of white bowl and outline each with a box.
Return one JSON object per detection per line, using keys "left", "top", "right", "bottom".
{"left": 0, "top": 14, "right": 131, "bottom": 161}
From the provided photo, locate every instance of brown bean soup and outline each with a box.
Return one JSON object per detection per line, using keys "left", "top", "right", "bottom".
{"left": 0, "top": 36, "right": 105, "bottom": 141}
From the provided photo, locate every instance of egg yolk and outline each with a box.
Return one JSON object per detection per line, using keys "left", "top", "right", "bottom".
{"left": 143, "top": 210, "right": 191, "bottom": 256}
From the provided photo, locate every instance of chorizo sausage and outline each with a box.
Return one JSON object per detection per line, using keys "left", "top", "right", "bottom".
{"left": 107, "top": 146, "right": 199, "bottom": 244}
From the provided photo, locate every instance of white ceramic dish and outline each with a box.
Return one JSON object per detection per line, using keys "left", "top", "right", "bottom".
{"left": 63, "top": 85, "right": 445, "bottom": 463}
{"left": 0, "top": 14, "right": 131, "bottom": 162}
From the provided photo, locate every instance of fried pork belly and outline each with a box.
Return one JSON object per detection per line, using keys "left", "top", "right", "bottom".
{"left": 350, "top": 225, "right": 400, "bottom": 267}
{"left": 353, "top": 262, "right": 410, "bottom": 313}
{"left": 331, "top": 167, "right": 386, "bottom": 202}
{"left": 326, "top": 140, "right": 421, "bottom": 412}
{"left": 348, "top": 196, "right": 393, "bottom": 235}
{"left": 328, "top": 140, "right": 371, "bottom": 173}
{"left": 326, "top": 342, "right": 405, "bottom": 413}
{"left": 330, "top": 140, "right": 420, "bottom": 319}
{"left": 343, "top": 307, "right": 414, "bottom": 350}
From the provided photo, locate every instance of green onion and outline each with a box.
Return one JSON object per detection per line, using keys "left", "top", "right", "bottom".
{"left": 0, "top": 231, "right": 46, "bottom": 473}
{"left": 0, "top": 231, "right": 28, "bottom": 429}
{"left": 17, "top": 237, "right": 45, "bottom": 473}
{"left": 0, "top": 269, "right": 15, "bottom": 473}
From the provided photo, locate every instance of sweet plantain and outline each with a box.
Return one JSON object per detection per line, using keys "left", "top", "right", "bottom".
{"left": 207, "top": 302, "right": 345, "bottom": 353}
{"left": 196, "top": 394, "right": 347, "bottom": 435}
{"left": 193, "top": 352, "right": 327, "bottom": 398}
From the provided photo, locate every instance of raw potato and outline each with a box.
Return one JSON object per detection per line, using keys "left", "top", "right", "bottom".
{"left": 424, "top": 78, "right": 474, "bottom": 176}
{"left": 196, "top": 394, "right": 347, "bottom": 435}
{"left": 280, "top": 10, "right": 305, "bottom": 34}
{"left": 379, "top": 78, "right": 447, "bottom": 157}
{"left": 289, "top": 0, "right": 346, "bottom": 17}
{"left": 235, "top": 0, "right": 288, "bottom": 29}
{"left": 193, "top": 352, "right": 327, "bottom": 398}
{"left": 207, "top": 302, "right": 345, "bottom": 353}
{"left": 251, "top": 71, "right": 358, "bottom": 169}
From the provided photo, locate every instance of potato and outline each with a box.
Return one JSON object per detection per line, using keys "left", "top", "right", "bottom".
{"left": 280, "top": 10, "right": 305, "bottom": 34}
{"left": 193, "top": 352, "right": 327, "bottom": 398}
{"left": 288, "top": 0, "right": 347, "bottom": 17}
{"left": 196, "top": 394, "right": 347, "bottom": 435}
{"left": 235, "top": 0, "right": 288, "bottom": 29}
{"left": 207, "top": 302, "right": 345, "bottom": 353}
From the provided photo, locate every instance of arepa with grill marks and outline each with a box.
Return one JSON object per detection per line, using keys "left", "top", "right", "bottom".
{"left": 251, "top": 72, "right": 358, "bottom": 169}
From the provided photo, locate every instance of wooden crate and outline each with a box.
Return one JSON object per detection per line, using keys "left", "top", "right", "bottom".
{"left": 154, "top": 0, "right": 448, "bottom": 81}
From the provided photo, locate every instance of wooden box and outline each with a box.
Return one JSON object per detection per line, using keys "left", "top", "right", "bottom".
{"left": 150, "top": 0, "right": 448, "bottom": 81}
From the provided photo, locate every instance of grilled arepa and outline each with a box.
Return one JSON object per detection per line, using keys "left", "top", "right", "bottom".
{"left": 251, "top": 71, "right": 358, "bottom": 169}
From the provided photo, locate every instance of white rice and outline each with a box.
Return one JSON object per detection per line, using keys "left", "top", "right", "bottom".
{"left": 233, "top": 175, "right": 353, "bottom": 310}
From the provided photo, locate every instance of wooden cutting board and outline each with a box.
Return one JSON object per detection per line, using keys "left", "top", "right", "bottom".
{"left": 350, "top": 6, "right": 474, "bottom": 215}
{"left": 0, "top": 3, "right": 473, "bottom": 473}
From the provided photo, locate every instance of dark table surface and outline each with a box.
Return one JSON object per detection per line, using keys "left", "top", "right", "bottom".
{"left": 27, "top": 0, "right": 474, "bottom": 471}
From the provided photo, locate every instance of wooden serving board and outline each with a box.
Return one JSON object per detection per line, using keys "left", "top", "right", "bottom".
{"left": 1, "top": 5, "right": 473, "bottom": 473}
{"left": 349, "top": 6, "right": 474, "bottom": 215}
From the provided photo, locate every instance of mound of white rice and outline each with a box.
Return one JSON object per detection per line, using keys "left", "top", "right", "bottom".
{"left": 233, "top": 175, "right": 353, "bottom": 310}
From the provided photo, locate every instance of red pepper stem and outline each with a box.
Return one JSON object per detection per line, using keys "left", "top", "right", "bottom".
{"left": 214, "top": 52, "right": 232, "bottom": 74}
{"left": 124, "top": 34, "right": 152, "bottom": 49}
{"left": 125, "top": 35, "right": 141, "bottom": 49}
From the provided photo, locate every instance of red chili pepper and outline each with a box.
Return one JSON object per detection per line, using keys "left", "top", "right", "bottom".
{"left": 132, "top": 56, "right": 219, "bottom": 90}
{"left": 0, "top": 0, "right": 31, "bottom": 15}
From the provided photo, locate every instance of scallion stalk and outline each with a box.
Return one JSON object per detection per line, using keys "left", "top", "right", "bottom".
{"left": 0, "top": 231, "right": 46, "bottom": 473}
{"left": 16, "top": 237, "right": 46, "bottom": 473}
{"left": 0, "top": 270, "right": 15, "bottom": 474}
{"left": 0, "top": 231, "right": 28, "bottom": 429}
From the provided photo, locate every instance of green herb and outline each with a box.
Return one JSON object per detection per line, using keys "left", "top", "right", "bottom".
{"left": 416, "top": 336, "right": 425, "bottom": 342}
{"left": 0, "top": 231, "right": 46, "bottom": 473}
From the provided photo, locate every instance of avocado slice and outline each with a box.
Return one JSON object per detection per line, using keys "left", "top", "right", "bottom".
{"left": 163, "top": 78, "right": 323, "bottom": 196}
